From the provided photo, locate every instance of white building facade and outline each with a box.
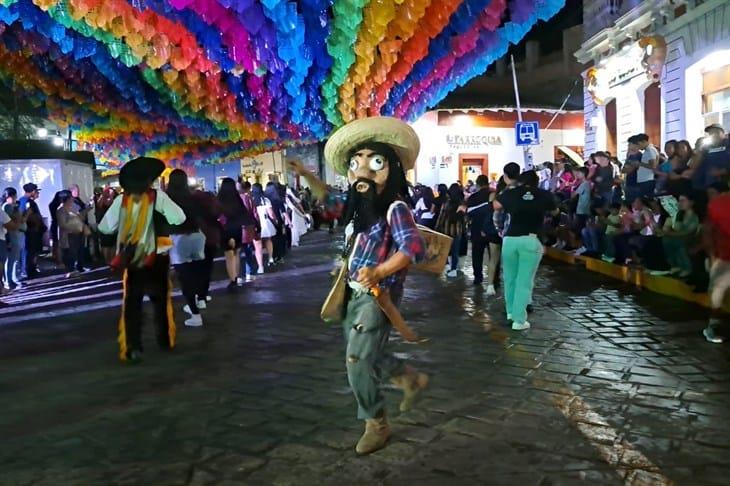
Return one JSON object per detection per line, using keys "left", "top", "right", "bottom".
{"left": 411, "top": 109, "right": 584, "bottom": 188}
{"left": 576, "top": 0, "right": 730, "bottom": 157}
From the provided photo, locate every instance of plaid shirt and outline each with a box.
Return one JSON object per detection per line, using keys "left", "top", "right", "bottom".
{"left": 347, "top": 201, "right": 426, "bottom": 297}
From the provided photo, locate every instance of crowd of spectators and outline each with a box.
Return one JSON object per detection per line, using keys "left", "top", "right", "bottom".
{"left": 542, "top": 124, "right": 729, "bottom": 292}
{"left": 408, "top": 123, "right": 729, "bottom": 297}
{"left": 0, "top": 177, "right": 324, "bottom": 298}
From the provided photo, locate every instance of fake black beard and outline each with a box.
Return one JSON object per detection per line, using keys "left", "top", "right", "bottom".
{"left": 346, "top": 179, "right": 380, "bottom": 234}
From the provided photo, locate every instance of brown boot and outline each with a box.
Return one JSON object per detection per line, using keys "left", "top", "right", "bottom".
{"left": 392, "top": 366, "right": 429, "bottom": 412}
{"left": 355, "top": 414, "right": 391, "bottom": 455}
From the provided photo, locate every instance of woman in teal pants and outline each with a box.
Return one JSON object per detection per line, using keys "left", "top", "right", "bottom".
{"left": 494, "top": 170, "right": 558, "bottom": 330}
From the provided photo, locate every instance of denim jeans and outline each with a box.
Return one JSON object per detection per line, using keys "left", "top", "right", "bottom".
{"left": 6, "top": 231, "right": 24, "bottom": 285}
{"left": 638, "top": 180, "right": 656, "bottom": 197}
{"left": 342, "top": 291, "right": 405, "bottom": 419}
{"left": 241, "top": 242, "right": 258, "bottom": 276}
{"left": 581, "top": 227, "right": 603, "bottom": 254}
{"left": 625, "top": 185, "right": 640, "bottom": 204}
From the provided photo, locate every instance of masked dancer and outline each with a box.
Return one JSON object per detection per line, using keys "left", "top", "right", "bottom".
{"left": 289, "top": 117, "right": 429, "bottom": 455}
{"left": 98, "top": 158, "right": 185, "bottom": 363}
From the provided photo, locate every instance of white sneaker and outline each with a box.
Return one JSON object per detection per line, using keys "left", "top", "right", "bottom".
{"left": 197, "top": 300, "right": 207, "bottom": 310}
{"left": 206, "top": 296, "right": 212, "bottom": 302}
{"left": 236, "top": 277, "right": 244, "bottom": 286}
{"left": 486, "top": 284, "right": 496, "bottom": 296}
{"left": 185, "top": 314, "right": 203, "bottom": 327}
{"left": 257, "top": 268, "right": 265, "bottom": 275}
{"left": 183, "top": 304, "right": 193, "bottom": 315}
{"left": 573, "top": 246, "right": 587, "bottom": 256}
{"left": 446, "top": 269, "right": 458, "bottom": 278}
{"left": 245, "top": 275, "right": 255, "bottom": 282}
{"left": 512, "top": 321, "right": 531, "bottom": 331}
{"left": 703, "top": 327, "right": 724, "bottom": 344}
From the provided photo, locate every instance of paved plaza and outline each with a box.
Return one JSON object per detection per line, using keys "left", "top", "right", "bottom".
{"left": 1, "top": 233, "right": 729, "bottom": 485}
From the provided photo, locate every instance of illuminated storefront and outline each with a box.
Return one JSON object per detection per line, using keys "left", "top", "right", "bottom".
{"left": 411, "top": 109, "right": 584, "bottom": 187}
{"left": 577, "top": 0, "right": 730, "bottom": 156}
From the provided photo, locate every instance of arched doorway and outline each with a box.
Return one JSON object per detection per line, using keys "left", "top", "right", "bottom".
{"left": 644, "top": 82, "right": 661, "bottom": 146}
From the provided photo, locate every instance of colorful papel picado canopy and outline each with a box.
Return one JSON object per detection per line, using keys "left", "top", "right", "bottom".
{"left": 0, "top": 0, "right": 565, "bottom": 167}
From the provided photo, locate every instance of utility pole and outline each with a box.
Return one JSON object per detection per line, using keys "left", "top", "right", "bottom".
{"left": 510, "top": 55, "right": 533, "bottom": 169}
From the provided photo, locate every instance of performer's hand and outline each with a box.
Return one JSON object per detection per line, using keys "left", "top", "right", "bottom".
{"left": 400, "top": 328, "right": 429, "bottom": 344}
{"left": 357, "top": 266, "right": 383, "bottom": 288}
{"left": 288, "top": 160, "right": 307, "bottom": 175}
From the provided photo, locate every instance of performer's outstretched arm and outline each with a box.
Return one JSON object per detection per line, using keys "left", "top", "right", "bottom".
{"left": 288, "top": 160, "right": 329, "bottom": 201}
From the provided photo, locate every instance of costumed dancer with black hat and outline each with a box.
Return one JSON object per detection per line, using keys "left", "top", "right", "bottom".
{"left": 98, "top": 157, "right": 185, "bottom": 363}
{"left": 289, "top": 117, "right": 430, "bottom": 455}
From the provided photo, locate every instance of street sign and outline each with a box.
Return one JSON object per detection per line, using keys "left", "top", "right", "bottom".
{"left": 515, "top": 121, "right": 540, "bottom": 146}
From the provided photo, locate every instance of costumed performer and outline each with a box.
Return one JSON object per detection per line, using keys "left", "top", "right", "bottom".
{"left": 289, "top": 116, "right": 430, "bottom": 455}
{"left": 98, "top": 157, "right": 186, "bottom": 363}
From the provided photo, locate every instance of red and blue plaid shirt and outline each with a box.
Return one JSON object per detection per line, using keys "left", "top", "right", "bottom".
{"left": 348, "top": 201, "right": 426, "bottom": 297}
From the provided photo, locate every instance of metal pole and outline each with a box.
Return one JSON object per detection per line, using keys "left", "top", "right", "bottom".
{"left": 510, "top": 55, "right": 523, "bottom": 123}
{"left": 545, "top": 78, "right": 580, "bottom": 131}
{"left": 510, "top": 55, "right": 532, "bottom": 169}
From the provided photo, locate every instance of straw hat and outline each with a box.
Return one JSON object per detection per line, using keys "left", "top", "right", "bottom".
{"left": 119, "top": 157, "right": 166, "bottom": 194}
{"left": 324, "top": 117, "right": 420, "bottom": 176}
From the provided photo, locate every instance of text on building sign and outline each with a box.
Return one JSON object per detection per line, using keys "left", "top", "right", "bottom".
{"left": 446, "top": 134, "right": 503, "bottom": 150}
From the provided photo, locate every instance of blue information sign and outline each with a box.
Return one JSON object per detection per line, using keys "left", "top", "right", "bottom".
{"left": 515, "top": 121, "right": 540, "bottom": 146}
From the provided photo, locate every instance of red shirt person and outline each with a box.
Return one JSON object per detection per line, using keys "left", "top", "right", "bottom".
{"left": 703, "top": 192, "right": 730, "bottom": 343}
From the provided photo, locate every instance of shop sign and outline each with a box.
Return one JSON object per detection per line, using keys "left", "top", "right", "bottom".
{"left": 586, "top": 42, "right": 647, "bottom": 105}
{"left": 445, "top": 134, "right": 502, "bottom": 150}
{"left": 607, "top": 64, "right": 643, "bottom": 88}
{"left": 241, "top": 158, "right": 264, "bottom": 171}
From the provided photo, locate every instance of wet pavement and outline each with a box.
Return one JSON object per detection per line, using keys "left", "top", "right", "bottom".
{"left": 1, "top": 231, "right": 729, "bottom": 485}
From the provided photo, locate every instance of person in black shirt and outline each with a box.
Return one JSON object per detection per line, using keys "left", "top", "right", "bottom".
{"left": 494, "top": 170, "right": 558, "bottom": 331}
{"left": 465, "top": 175, "right": 494, "bottom": 288}
{"left": 219, "top": 178, "right": 255, "bottom": 288}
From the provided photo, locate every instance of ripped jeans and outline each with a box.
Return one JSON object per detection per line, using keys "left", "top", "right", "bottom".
{"left": 342, "top": 290, "right": 405, "bottom": 420}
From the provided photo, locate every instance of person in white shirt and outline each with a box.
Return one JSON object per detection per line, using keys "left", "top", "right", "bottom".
{"left": 99, "top": 157, "right": 185, "bottom": 364}
{"left": 633, "top": 133, "right": 659, "bottom": 197}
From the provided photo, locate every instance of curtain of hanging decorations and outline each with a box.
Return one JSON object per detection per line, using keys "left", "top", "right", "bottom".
{"left": 0, "top": 0, "right": 565, "bottom": 167}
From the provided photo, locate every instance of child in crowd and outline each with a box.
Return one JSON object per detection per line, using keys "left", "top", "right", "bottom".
{"left": 579, "top": 205, "right": 607, "bottom": 257}
{"left": 601, "top": 203, "right": 622, "bottom": 262}
{"left": 661, "top": 194, "right": 700, "bottom": 278}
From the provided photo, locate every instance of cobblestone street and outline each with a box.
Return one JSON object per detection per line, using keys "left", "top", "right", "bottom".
{"left": 1, "top": 233, "right": 729, "bottom": 485}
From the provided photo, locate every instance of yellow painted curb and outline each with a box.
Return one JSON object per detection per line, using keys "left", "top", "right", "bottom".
{"left": 545, "top": 247, "right": 730, "bottom": 312}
